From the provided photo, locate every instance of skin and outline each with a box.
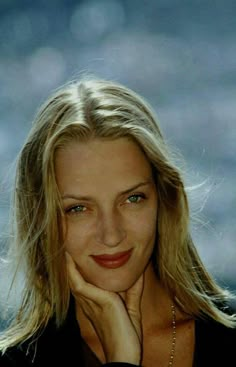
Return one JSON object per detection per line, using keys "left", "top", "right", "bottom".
{"left": 56, "top": 137, "right": 158, "bottom": 292}
{"left": 55, "top": 137, "right": 194, "bottom": 365}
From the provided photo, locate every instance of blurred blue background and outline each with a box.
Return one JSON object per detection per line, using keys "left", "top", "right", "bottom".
{"left": 0, "top": 0, "right": 236, "bottom": 325}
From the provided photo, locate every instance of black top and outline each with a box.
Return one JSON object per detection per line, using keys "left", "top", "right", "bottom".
{"left": 1, "top": 302, "right": 236, "bottom": 367}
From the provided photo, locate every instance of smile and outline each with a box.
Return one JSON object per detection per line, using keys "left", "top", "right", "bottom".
{"left": 90, "top": 249, "right": 133, "bottom": 269}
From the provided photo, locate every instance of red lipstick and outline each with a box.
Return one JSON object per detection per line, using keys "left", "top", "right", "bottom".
{"left": 91, "top": 249, "right": 133, "bottom": 269}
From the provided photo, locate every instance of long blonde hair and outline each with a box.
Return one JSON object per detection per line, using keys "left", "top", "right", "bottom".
{"left": 0, "top": 77, "right": 235, "bottom": 351}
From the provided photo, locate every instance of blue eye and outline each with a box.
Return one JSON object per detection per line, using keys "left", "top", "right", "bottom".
{"left": 67, "top": 205, "right": 86, "bottom": 214}
{"left": 127, "top": 194, "right": 145, "bottom": 204}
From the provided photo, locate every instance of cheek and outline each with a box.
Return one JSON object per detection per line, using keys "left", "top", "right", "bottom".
{"left": 141, "top": 202, "right": 158, "bottom": 230}
{"left": 129, "top": 205, "right": 158, "bottom": 245}
{"left": 140, "top": 221, "right": 157, "bottom": 251}
{"left": 62, "top": 220, "right": 85, "bottom": 253}
{"left": 143, "top": 206, "right": 158, "bottom": 247}
{"left": 63, "top": 217, "right": 96, "bottom": 259}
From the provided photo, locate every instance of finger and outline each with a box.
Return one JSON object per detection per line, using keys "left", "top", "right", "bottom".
{"left": 65, "top": 251, "right": 84, "bottom": 285}
{"left": 65, "top": 252, "right": 116, "bottom": 306}
{"left": 65, "top": 251, "right": 96, "bottom": 296}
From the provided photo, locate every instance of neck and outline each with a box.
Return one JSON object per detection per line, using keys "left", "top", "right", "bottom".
{"left": 75, "top": 262, "right": 177, "bottom": 339}
{"left": 140, "top": 262, "right": 174, "bottom": 331}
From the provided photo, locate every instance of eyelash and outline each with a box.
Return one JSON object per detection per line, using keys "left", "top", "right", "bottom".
{"left": 65, "top": 193, "right": 147, "bottom": 215}
{"left": 125, "top": 193, "right": 146, "bottom": 204}
{"left": 65, "top": 205, "right": 86, "bottom": 214}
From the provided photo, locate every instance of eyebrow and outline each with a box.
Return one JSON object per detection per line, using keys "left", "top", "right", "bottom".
{"left": 61, "top": 179, "right": 153, "bottom": 201}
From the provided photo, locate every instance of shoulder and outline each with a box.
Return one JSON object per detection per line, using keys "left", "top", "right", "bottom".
{"left": 194, "top": 304, "right": 236, "bottom": 366}
{"left": 0, "top": 313, "right": 83, "bottom": 366}
{"left": 0, "top": 347, "right": 32, "bottom": 367}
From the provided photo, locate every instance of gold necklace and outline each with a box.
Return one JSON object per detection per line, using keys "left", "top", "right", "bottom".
{"left": 168, "top": 304, "right": 177, "bottom": 366}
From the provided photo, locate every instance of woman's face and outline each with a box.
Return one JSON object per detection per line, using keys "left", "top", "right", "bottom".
{"left": 55, "top": 137, "right": 158, "bottom": 292}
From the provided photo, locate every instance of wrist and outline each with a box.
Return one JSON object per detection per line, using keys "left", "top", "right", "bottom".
{"left": 104, "top": 364, "right": 141, "bottom": 367}
{"left": 107, "top": 352, "right": 141, "bottom": 365}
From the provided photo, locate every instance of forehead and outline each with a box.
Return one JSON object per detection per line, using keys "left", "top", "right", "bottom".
{"left": 55, "top": 137, "right": 153, "bottom": 194}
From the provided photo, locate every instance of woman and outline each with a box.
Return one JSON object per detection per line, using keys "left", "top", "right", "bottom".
{"left": 0, "top": 77, "right": 235, "bottom": 366}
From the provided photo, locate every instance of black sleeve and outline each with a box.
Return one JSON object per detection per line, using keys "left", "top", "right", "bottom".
{"left": 0, "top": 352, "right": 141, "bottom": 367}
{"left": 0, "top": 350, "right": 32, "bottom": 367}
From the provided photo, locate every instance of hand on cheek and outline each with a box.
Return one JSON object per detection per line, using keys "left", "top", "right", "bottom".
{"left": 65, "top": 251, "right": 144, "bottom": 364}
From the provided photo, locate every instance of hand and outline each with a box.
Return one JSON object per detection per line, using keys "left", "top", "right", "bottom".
{"left": 65, "top": 252, "right": 144, "bottom": 364}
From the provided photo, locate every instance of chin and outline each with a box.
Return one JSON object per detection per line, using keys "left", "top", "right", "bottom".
{"left": 90, "top": 276, "right": 135, "bottom": 293}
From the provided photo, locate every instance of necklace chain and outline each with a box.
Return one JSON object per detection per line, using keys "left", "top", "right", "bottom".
{"left": 168, "top": 304, "right": 177, "bottom": 366}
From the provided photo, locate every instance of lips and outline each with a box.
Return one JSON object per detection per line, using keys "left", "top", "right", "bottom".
{"left": 91, "top": 249, "right": 133, "bottom": 269}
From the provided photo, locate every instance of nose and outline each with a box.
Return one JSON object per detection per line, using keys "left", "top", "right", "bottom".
{"left": 96, "top": 209, "right": 126, "bottom": 247}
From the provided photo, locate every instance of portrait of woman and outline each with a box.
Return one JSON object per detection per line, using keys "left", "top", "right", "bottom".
{"left": 0, "top": 77, "right": 235, "bottom": 366}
